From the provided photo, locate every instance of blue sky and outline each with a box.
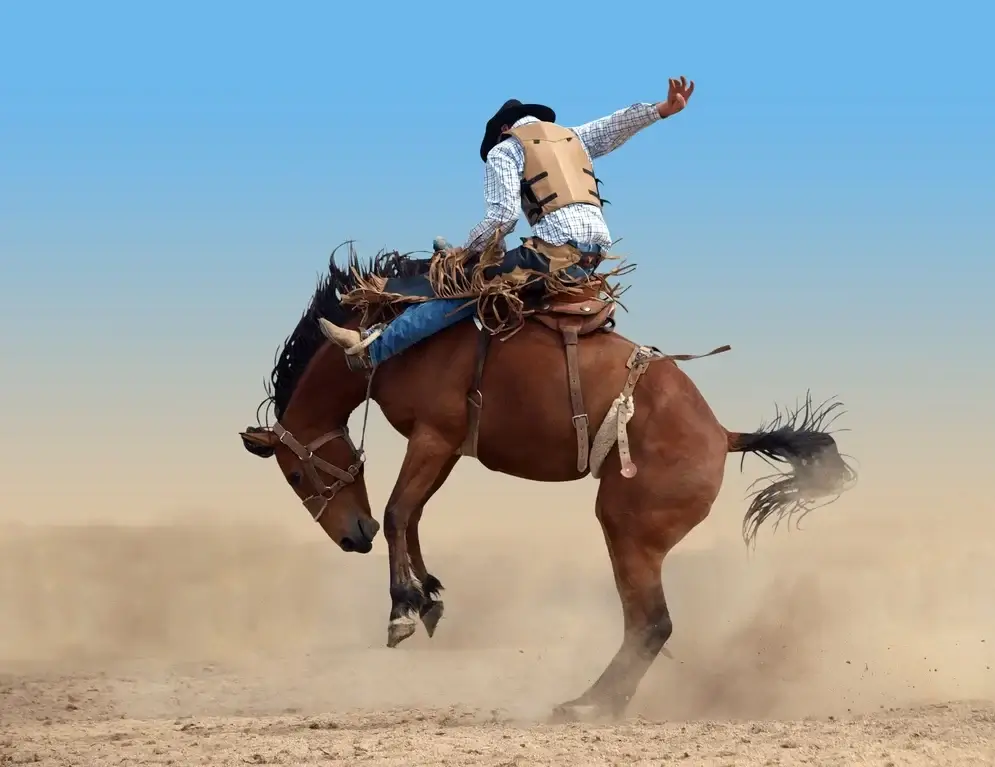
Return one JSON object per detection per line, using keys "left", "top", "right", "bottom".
{"left": 2, "top": 1, "right": 993, "bottom": 519}
{"left": 4, "top": 2, "right": 991, "bottom": 331}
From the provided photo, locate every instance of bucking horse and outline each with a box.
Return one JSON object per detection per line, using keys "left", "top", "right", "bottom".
{"left": 239, "top": 242, "right": 856, "bottom": 722}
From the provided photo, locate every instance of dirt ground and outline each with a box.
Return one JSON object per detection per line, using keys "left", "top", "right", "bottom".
{"left": 1, "top": 507, "right": 993, "bottom": 767}
{"left": 4, "top": 681, "right": 994, "bottom": 767}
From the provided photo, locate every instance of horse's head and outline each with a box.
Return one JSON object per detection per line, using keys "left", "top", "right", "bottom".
{"left": 240, "top": 414, "right": 378, "bottom": 553}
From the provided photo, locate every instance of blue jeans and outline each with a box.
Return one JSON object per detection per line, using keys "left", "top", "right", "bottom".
{"left": 369, "top": 298, "right": 476, "bottom": 365}
{"left": 367, "top": 241, "right": 601, "bottom": 366}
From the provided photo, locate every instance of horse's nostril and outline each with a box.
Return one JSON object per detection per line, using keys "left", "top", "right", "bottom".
{"left": 339, "top": 537, "right": 356, "bottom": 552}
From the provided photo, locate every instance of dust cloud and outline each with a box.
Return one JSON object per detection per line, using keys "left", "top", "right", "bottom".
{"left": 2, "top": 452, "right": 992, "bottom": 729}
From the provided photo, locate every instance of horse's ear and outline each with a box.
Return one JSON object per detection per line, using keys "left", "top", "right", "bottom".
{"left": 240, "top": 426, "right": 278, "bottom": 458}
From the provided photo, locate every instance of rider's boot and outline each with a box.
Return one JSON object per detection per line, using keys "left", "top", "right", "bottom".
{"left": 318, "top": 319, "right": 377, "bottom": 371}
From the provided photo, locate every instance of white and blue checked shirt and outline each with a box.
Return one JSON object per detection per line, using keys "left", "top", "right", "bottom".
{"left": 463, "top": 102, "right": 662, "bottom": 254}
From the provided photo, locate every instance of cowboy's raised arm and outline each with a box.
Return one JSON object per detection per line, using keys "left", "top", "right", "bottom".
{"left": 462, "top": 145, "right": 521, "bottom": 254}
{"left": 572, "top": 77, "right": 695, "bottom": 160}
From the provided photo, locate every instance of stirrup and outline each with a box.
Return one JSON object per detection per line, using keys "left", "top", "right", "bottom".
{"left": 342, "top": 324, "right": 384, "bottom": 371}
{"left": 345, "top": 324, "right": 384, "bottom": 356}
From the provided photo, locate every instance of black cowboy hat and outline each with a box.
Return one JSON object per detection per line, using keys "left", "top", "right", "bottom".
{"left": 479, "top": 99, "right": 556, "bottom": 162}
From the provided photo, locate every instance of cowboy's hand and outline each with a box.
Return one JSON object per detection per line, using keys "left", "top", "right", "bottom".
{"left": 657, "top": 76, "right": 695, "bottom": 118}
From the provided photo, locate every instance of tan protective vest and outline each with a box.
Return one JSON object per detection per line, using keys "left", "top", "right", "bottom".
{"left": 503, "top": 121, "right": 603, "bottom": 226}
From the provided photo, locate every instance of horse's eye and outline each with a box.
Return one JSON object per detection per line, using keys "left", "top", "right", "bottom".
{"left": 288, "top": 471, "right": 302, "bottom": 487}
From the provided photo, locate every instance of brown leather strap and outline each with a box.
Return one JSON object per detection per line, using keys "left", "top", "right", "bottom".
{"left": 614, "top": 347, "right": 656, "bottom": 478}
{"left": 560, "top": 325, "right": 590, "bottom": 472}
{"left": 272, "top": 423, "right": 358, "bottom": 485}
{"left": 271, "top": 421, "right": 364, "bottom": 521}
{"left": 460, "top": 326, "right": 491, "bottom": 459}
{"left": 647, "top": 344, "right": 732, "bottom": 362}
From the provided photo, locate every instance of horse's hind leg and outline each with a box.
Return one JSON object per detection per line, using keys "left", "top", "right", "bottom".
{"left": 407, "top": 454, "right": 461, "bottom": 638}
{"left": 553, "top": 460, "right": 721, "bottom": 722}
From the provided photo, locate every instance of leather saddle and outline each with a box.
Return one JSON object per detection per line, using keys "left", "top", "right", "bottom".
{"left": 531, "top": 279, "right": 616, "bottom": 337}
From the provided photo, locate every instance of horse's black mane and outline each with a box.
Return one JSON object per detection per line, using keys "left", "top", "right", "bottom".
{"left": 257, "top": 242, "right": 429, "bottom": 424}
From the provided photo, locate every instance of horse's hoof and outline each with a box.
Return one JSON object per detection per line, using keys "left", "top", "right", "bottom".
{"left": 419, "top": 600, "right": 444, "bottom": 638}
{"left": 386, "top": 616, "right": 417, "bottom": 648}
{"left": 549, "top": 700, "right": 612, "bottom": 724}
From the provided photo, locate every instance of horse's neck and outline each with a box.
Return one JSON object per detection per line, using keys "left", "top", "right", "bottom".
{"left": 294, "top": 341, "right": 366, "bottom": 424}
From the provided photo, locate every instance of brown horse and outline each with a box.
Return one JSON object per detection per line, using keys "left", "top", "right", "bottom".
{"left": 239, "top": 248, "right": 855, "bottom": 722}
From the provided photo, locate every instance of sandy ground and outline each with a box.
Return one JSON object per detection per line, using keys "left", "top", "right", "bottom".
{"left": 1, "top": 500, "right": 993, "bottom": 767}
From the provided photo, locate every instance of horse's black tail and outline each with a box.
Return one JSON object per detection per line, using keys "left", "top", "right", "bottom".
{"left": 726, "top": 394, "right": 856, "bottom": 547}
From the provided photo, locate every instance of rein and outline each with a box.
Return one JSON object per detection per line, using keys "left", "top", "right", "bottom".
{"left": 271, "top": 370, "right": 377, "bottom": 522}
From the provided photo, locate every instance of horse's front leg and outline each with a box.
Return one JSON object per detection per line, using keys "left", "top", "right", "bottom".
{"left": 383, "top": 429, "right": 458, "bottom": 648}
{"left": 407, "top": 454, "right": 460, "bottom": 638}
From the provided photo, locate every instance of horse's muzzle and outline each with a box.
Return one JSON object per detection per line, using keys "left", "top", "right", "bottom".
{"left": 339, "top": 514, "right": 380, "bottom": 554}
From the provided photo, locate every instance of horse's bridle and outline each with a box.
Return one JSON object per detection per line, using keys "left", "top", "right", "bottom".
{"left": 263, "top": 352, "right": 377, "bottom": 523}
{"left": 271, "top": 421, "right": 365, "bottom": 522}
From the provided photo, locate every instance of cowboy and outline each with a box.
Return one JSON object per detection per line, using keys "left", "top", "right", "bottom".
{"left": 322, "top": 77, "right": 696, "bottom": 369}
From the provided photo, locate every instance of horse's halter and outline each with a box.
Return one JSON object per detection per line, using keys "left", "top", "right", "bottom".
{"left": 270, "top": 422, "right": 365, "bottom": 522}
{"left": 261, "top": 350, "right": 378, "bottom": 523}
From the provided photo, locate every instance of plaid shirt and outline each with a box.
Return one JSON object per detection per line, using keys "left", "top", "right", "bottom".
{"left": 463, "top": 102, "right": 662, "bottom": 254}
